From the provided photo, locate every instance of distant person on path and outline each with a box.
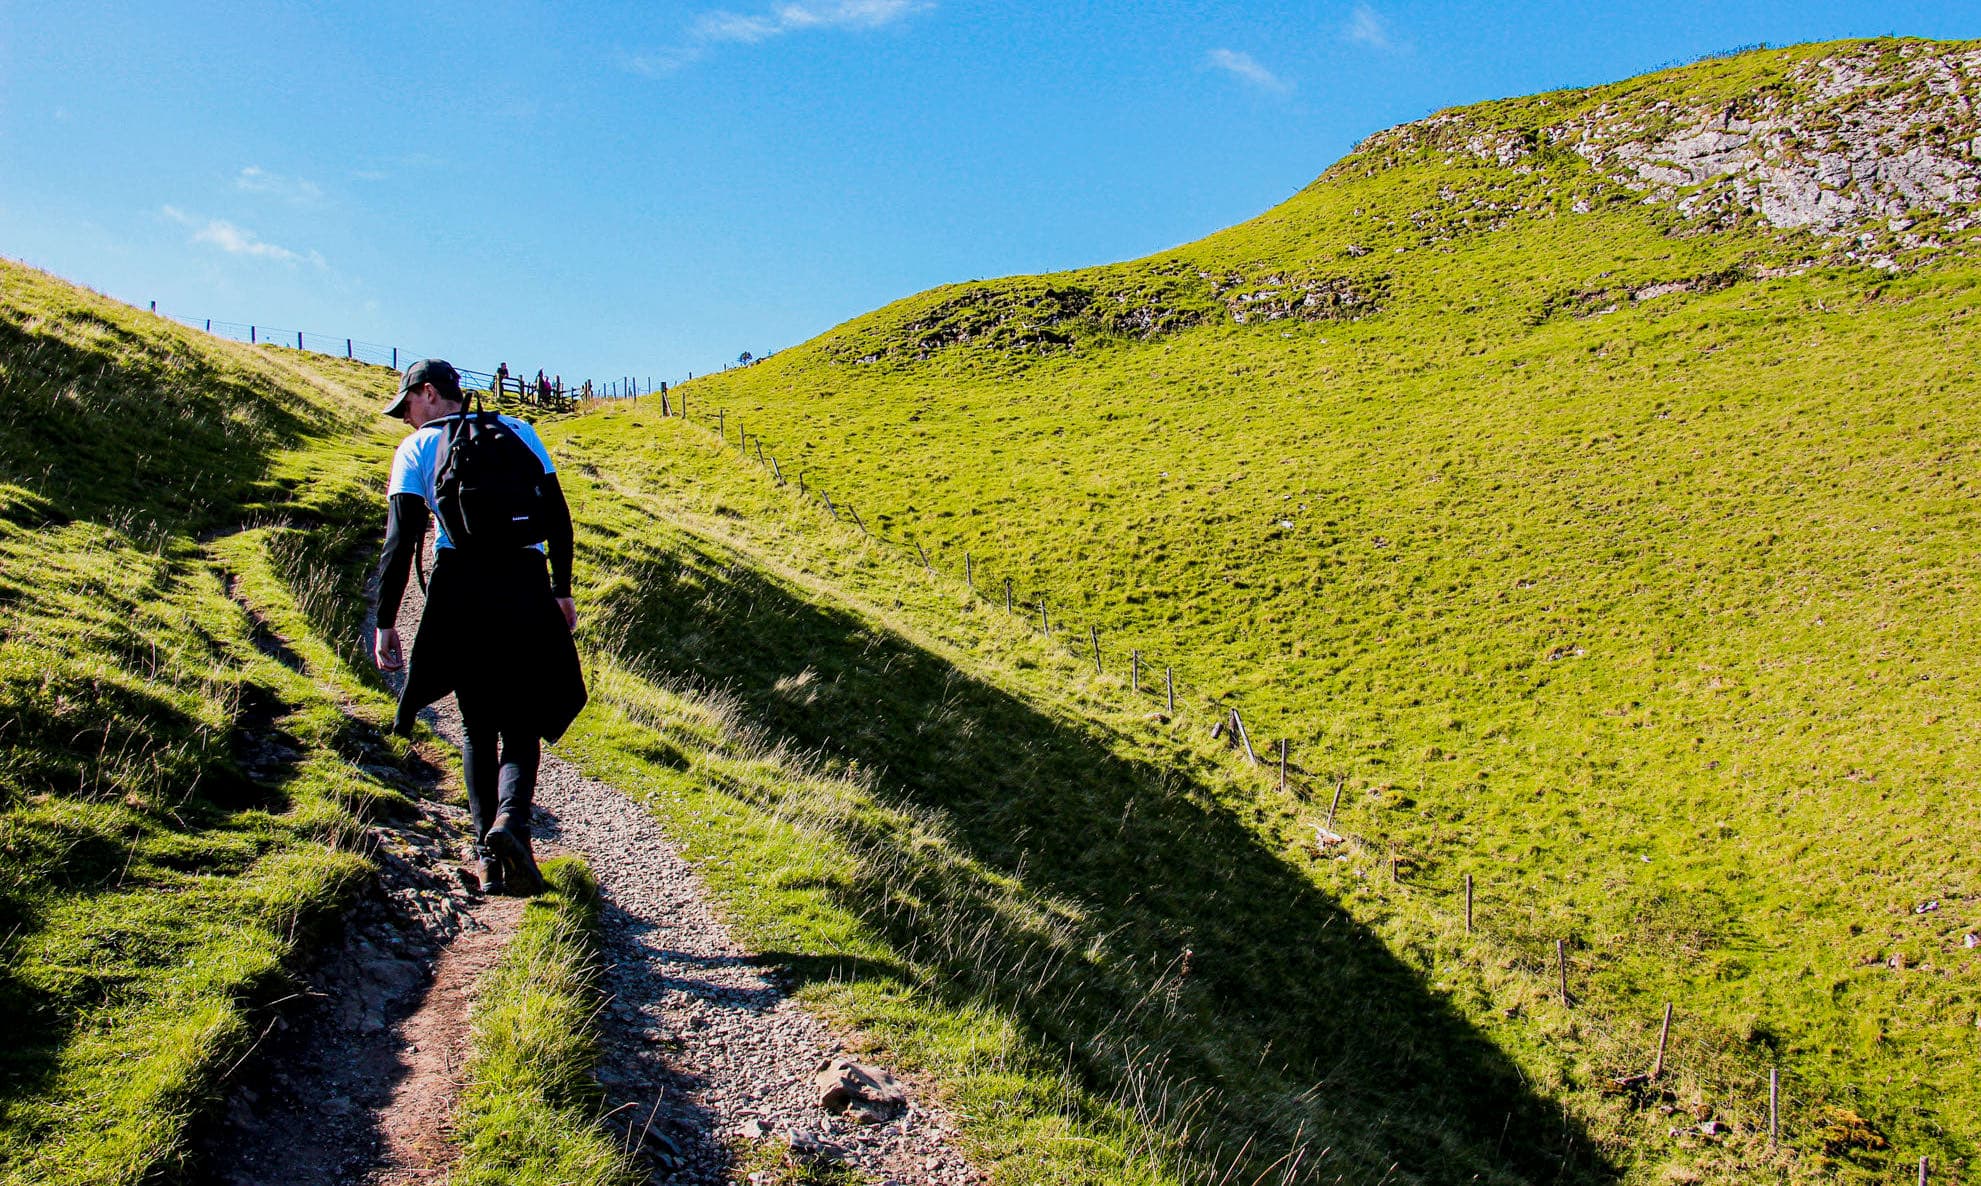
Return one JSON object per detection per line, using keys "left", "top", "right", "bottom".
{"left": 494, "top": 360, "right": 510, "bottom": 397}
{"left": 371, "top": 359, "right": 586, "bottom": 895}
{"left": 536, "top": 369, "right": 550, "bottom": 404}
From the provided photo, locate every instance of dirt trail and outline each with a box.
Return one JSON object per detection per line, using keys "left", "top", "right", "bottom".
{"left": 199, "top": 792, "right": 514, "bottom": 1186}
{"left": 369, "top": 893, "right": 526, "bottom": 1185}
{"left": 205, "top": 561, "right": 979, "bottom": 1184}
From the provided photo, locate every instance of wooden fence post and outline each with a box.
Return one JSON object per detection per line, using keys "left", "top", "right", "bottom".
{"left": 1278, "top": 739, "right": 1288, "bottom": 793}
{"left": 916, "top": 541, "right": 933, "bottom": 573}
{"left": 798, "top": 471, "right": 805, "bottom": 496}
{"left": 1131, "top": 650, "right": 1141, "bottom": 693}
{"left": 849, "top": 505, "right": 869, "bottom": 535}
{"left": 1464, "top": 873, "right": 1474, "bottom": 934}
{"left": 297, "top": 330, "right": 304, "bottom": 350}
{"left": 1090, "top": 625, "right": 1101, "bottom": 673}
{"left": 1769, "top": 1067, "right": 1780, "bottom": 1146}
{"left": 1229, "top": 707, "right": 1258, "bottom": 764}
{"left": 718, "top": 409, "right": 725, "bottom": 438}
{"left": 756, "top": 439, "right": 766, "bottom": 464}
{"left": 1040, "top": 601, "right": 1050, "bottom": 636}
{"left": 392, "top": 346, "right": 397, "bottom": 368}
{"left": 822, "top": 491, "right": 838, "bottom": 519}
{"left": 771, "top": 457, "right": 783, "bottom": 483}
{"left": 965, "top": 553, "right": 973, "bottom": 590}
{"left": 346, "top": 338, "right": 352, "bottom": 359}
{"left": 1005, "top": 578, "right": 1013, "bottom": 612}
{"left": 1326, "top": 779, "right": 1343, "bottom": 829}
{"left": 1166, "top": 666, "right": 1175, "bottom": 715}
{"left": 1652, "top": 1002, "right": 1673, "bottom": 1080}
{"left": 250, "top": 325, "right": 257, "bottom": 343}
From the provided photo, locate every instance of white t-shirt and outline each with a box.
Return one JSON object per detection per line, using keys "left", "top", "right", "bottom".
{"left": 388, "top": 413, "right": 557, "bottom": 550}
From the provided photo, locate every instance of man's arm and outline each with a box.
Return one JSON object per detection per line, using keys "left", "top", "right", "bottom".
{"left": 540, "top": 472, "right": 577, "bottom": 630}
{"left": 373, "top": 492, "right": 429, "bottom": 669}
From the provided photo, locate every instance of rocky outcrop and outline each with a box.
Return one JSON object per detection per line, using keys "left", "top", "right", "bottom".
{"left": 1358, "top": 41, "right": 1981, "bottom": 261}
{"left": 1207, "top": 271, "right": 1389, "bottom": 324}
{"left": 832, "top": 262, "right": 1384, "bottom": 364}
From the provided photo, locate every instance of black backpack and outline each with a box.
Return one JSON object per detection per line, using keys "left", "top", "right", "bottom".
{"left": 433, "top": 397, "right": 551, "bottom": 553}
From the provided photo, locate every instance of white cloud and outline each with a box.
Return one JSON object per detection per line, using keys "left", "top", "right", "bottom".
{"left": 235, "top": 165, "right": 323, "bottom": 205}
{"left": 1345, "top": 3, "right": 1399, "bottom": 51}
{"left": 162, "top": 206, "right": 326, "bottom": 268}
{"left": 635, "top": 0, "right": 928, "bottom": 73}
{"left": 1206, "top": 48, "right": 1292, "bottom": 95}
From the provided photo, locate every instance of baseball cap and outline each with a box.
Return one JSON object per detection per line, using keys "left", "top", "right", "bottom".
{"left": 382, "top": 358, "right": 463, "bottom": 418}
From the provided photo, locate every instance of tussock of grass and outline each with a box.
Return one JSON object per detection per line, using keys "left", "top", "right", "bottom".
{"left": 451, "top": 857, "right": 633, "bottom": 1186}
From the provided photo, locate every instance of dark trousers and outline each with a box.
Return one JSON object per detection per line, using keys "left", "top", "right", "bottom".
{"left": 456, "top": 685, "right": 540, "bottom": 843}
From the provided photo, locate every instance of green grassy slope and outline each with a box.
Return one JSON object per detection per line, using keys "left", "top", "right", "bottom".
{"left": 598, "top": 38, "right": 1981, "bottom": 1182}
{"left": 547, "top": 415, "right": 1618, "bottom": 1186}
{"left": 0, "top": 259, "right": 422, "bottom": 1184}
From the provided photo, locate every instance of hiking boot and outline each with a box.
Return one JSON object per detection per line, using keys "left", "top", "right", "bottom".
{"left": 485, "top": 813, "right": 543, "bottom": 895}
{"left": 473, "top": 843, "right": 506, "bottom": 896}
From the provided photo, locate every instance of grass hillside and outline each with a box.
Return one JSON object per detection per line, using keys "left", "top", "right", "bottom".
{"left": 619, "top": 37, "right": 1981, "bottom": 1182}
{"left": 0, "top": 258, "right": 428, "bottom": 1184}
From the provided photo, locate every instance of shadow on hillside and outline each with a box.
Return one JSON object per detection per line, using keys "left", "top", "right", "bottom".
{"left": 598, "top": 535, "right": 1620, "bottom": 1186}
{"left": 0, "top": 313, "right": 313, "bottom": 535}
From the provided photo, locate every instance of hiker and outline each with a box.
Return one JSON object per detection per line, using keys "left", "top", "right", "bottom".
{"left": 371, "top": 359, "right": 586, "bottom": 895}
{"left": 494, "top": 360, "right": 510, "bottom": 397}
{"left": 536, "top": 369, "right": 550, "bottom": 404}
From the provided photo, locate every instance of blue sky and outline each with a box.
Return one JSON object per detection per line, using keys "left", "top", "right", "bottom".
{"left": 4, "top": 2, "right": 1977, "bottom": 385}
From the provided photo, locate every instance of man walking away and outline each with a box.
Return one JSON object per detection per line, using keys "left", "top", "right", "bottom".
{"left": 372, "top": 359, "right": 586, "bottom": 895}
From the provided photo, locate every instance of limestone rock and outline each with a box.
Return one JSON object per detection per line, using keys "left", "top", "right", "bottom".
{"left": 814, "top": 1057, "right": 908, "bottom": 1123}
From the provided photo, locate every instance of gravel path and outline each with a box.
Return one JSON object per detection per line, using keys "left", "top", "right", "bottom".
{"left": 397, "top": 579, "right": 981, "bottom": 1185}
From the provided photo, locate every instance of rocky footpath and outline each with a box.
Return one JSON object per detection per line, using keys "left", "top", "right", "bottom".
{"left": 526, "top": 743, "right": 981, "bottom": 1185}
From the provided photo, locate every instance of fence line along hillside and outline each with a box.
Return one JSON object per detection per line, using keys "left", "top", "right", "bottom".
{"left": 149, "top": 301, "right": 676, "bottom": 408}
{"left": 592, "top": 384, "right": 1880, "bottom": 1176}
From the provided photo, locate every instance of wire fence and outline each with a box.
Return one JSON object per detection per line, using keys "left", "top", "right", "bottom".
{"left": 149, "top": 300, "right": 678, "bottom": 410}
{"left": 632, "top": 382, "right": 1903, "bottom": 1175}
